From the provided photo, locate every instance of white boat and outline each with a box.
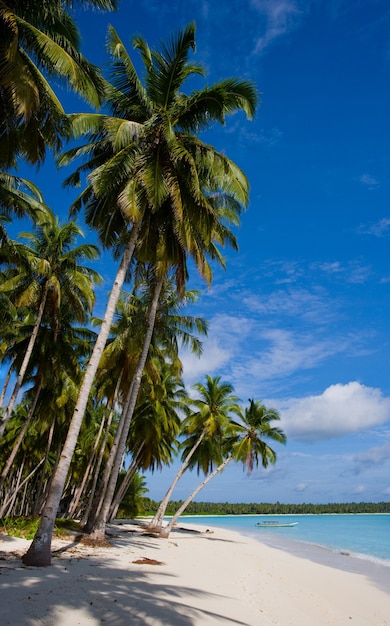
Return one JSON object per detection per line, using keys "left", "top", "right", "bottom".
{"left": 256, "top": 520, "right": 298, "bottom": 528}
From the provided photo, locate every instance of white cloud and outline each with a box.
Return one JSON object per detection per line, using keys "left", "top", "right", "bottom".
{"left": 251, "top": 0, "right": 305, "bottom": 52}
{"left": 180, "top": 312, "right": 254, "bottom": 387}
{"left": 352, "top": 484, "right": 366, "bottom": 494}
{"left": 278, "top": 382, "right": 390, "bottom": 441}
{"left": 180, "top": 337, "right": 232, "bottom": 387}
{"left": 351, "top": 440, "right": 390, "bottom": 475}
{"left": 233, "top": 328, "right": 347, "bottom": 383}
{"left": 315, "top": 260, "right": 371, "bottom": 284}
{"left": 243, "top": 286, "right": 335, "bottom": 325}
{"left": 359, "top": 173, "right": 380, "bottom": 189}
{"left": 180, "top": 297, "right": 362, "bottom": 400}
{"left": 361, "top": 218, "right": 390, "bottom": 238}
{"left": 294, "top": 482, "right": 309, "bottom": 492}
{"left": 224, "top": 121, "right": 283, "bottom": 147}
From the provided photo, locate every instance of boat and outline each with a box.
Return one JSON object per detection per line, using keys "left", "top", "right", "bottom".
{"left": 256, "top": 520, "right": 298, "bottom": 528}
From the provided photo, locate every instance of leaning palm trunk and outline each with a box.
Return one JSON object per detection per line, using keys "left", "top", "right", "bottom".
{"left": 32, "top": 419, "right": 56, "bottom": 517}
{"left": 83, "top": 378, "right": 134, "bottom": 532}
{"left": 147, "top": 428, "right": 208, "bottom": 532}
{"left": 80, "top": 377, "right": 123, "bottom": 526}
{"left": 22, "top": 228, "right": 140, "bottom": 566}
{"left": 161, "top": 456, "right": 234, "bottom": 538}
{"left": 67, "top": 402, "right": 109, "bottom": 519}
{"left": 88, "top": 275, "right": 164, "bottom": 541}
{"left": 0, "top": 357, "right": 15, "bottom": 408}
{"left": 108, "top": 443, "right": 144, "bottom": 520}
{"left": 0, "top": 380, "right": 42, "bottom": 489}
{"left": 0, "top": 458, "right": 45, "bottom": 517}
{"left": 0, "top": 282, "right": 50, "bottom": 439}
{"left": 79, "top": 406, "right": 116, "bottom": 527}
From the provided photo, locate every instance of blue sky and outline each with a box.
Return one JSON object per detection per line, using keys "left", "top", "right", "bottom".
{"left": 11, "top": 1, "right": 390, "bottom": 504}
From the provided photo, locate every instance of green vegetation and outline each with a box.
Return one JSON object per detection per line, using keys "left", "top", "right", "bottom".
{"left": 142, "top": 500, "right": 390, "bottom": 516}
{"left": 0, "top": 517, "right": 81, "bottom": 540}
{"left": 1, "top": 5, "right": 267, "bottom": 565}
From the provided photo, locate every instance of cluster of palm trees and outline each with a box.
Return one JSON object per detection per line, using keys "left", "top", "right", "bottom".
{"left": 0, "top": 1, "right": 286, "bottom": 567}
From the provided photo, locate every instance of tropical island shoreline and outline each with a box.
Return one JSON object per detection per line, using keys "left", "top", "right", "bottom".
{"left": 1, "top": 520, "right": 389, "bottom": 625}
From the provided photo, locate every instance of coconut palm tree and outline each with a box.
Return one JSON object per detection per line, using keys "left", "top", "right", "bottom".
{"left": 148, "top": 375, "right": 242, "bottom": 532}
{"left": 0, "top": 0, "right": 119, "bottom": 167}
{"left": 107, "top": 360, "right": 187, "bottom": 520}
{"left": 0, "top": 173, "right": 49, "bottom": 226}
{"left": 162, "top": 399, "right": 287, "bottom": 537}
{"left": 84, "top": 274, "right": 207, "bottom": 538}
{"left": 0, "top": 315, "right": 96, "bottom": 506}
{"left": 22, "top": 23, "right": 257, "bottom": 566}
{"left": 0, "top": 211, "right": 101, "bottom": 437}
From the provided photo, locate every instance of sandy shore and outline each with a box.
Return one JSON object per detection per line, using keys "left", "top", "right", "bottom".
{"left": 1, "top": 521, "right": 389, "bottom": 625}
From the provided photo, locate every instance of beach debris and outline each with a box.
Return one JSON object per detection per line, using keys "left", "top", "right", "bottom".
{"left": 132, "top": 557, "right": 165, "bottom": 566}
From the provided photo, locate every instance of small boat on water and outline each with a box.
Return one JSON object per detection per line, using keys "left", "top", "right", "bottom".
{"left": 256, "top": 520, "right": 298, "bottom": 528}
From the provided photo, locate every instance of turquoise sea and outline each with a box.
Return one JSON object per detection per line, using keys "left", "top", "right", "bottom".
{"left": 176, "top": 514, "right": 390, "bottom": 567}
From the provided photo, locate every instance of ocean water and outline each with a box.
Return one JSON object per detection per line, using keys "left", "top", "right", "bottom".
{"left": 176, "top": 513, "right": 390, "bottom": 567}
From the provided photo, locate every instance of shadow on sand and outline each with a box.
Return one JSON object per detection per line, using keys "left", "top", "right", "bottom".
{"left": 0, "top": 532, "right": 250, "bottom": 626}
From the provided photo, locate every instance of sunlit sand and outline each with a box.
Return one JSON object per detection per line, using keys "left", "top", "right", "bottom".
{"left": 1, "top": 521, "right": 389, "bottom": 625}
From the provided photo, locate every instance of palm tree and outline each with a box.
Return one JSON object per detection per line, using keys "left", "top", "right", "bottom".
{"left": 162, "top": 399, "right": 287, "bottom": 537}
{"left": 148, "top": 375, "right": 242, "bottom": 532}
{"left": 0, "top": 173, "right": 49, "bottom": 226}
{"left": 85, "top": 274, "right": 207, "bottom": 539}
{"left": 22, "top": 23, "right": 257, "bottom": 566}
{"left": 0, "top": 211, "right": 101, "bottom": 437}
{"left": 0, "top": 0, "right": 119, "bottom": 167}
{"left": 108, "top": 361, "right": 187, "bottom": 520}
{"left": 0, "top": 316, "right": 94, "bottom": 498}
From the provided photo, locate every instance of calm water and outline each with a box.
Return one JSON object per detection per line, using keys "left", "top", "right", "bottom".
{"left": 177, "top": 514, "right": 390, "bottom": 566}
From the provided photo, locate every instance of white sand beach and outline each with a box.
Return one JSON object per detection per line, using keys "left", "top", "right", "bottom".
{"left": 1, "top": 521, "right": 389, "bottom": 626}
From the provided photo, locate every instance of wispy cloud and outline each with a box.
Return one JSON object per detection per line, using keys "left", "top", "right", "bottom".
{"left": 359, "top": 217, "right": 390, "bottom": 238}
{"left": 352, "top": 484, "right": 367, "bottom": 494}
{"left": 294, "top": 482, "right": 309, "bottom": 492}
{"left": 251, "top": 0, "right": 305, "bottom": 53}
{"left": 254, "top": 259, "right": 305, "bottom": 284}
{"left": 243, "top": 286, "right": 336, "bottom": 325}
{"left": 277, "top": 382, "right": 390, "bottom": 441}
{"left": 180, "top": 336, "right": 232, "bottom": 387}
{"left": 351, "top": 440, "right": 390, "bottom": 475}
{"left": 231, "top": 328, "right": 349, "bottom": 393}
{"left": 180, "top": 312, "right": 254, "bottom": 388}
{"left": 180, "top": 268, "right": 370, "bottom": 399}
{"left": 359, "top": 173, "right": 380, "bottom": 189}
{"left": 224, "top": 120, "right": 283, "bottom": 148}
{"left": 314, "top": 259, "right": 371, "bottom": 284}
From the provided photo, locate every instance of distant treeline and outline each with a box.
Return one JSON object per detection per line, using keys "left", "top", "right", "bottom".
{"left": 142, "top": 499, "right": 390, "bottom": 515}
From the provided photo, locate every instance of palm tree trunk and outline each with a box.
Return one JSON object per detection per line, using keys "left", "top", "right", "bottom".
{"left": 0, "top": 357, "right": 15, "bottom": 408}
{"left": 83, "top": 380, "right": 131, "bottom": 532}
{"left": 89, "top": 274, "right": 164, "bottom": 541}
{"left": 0, "top": 458, "right": 45, "bottom": 517}
{"left": 148, "top": 428, "right": 208, "bottom": 532}
{"left": 67, "top": 406, "right": 107, "bottom": 519}
{"left": 161, "top": 456, "right": 233, "bottom": 538}
{"left": 108, "top": 443, "right": 144, "bottom": 520}
{"left": 0, "top": 379, "right": 42, "bottom": 489}
{"left": 80, "top": 401, "right": 118, "bottom": 528}
{"left": 22, "top": 227, "right": 140, "bottom": 566}
{"left": 0, "top": 282, "right": 49, "bottom": 439}
{"left": 32, "top": 419, "right": 55, "bottom": 517}
{"left": 80, "top": 377, "right": 123, "bottom": 527}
